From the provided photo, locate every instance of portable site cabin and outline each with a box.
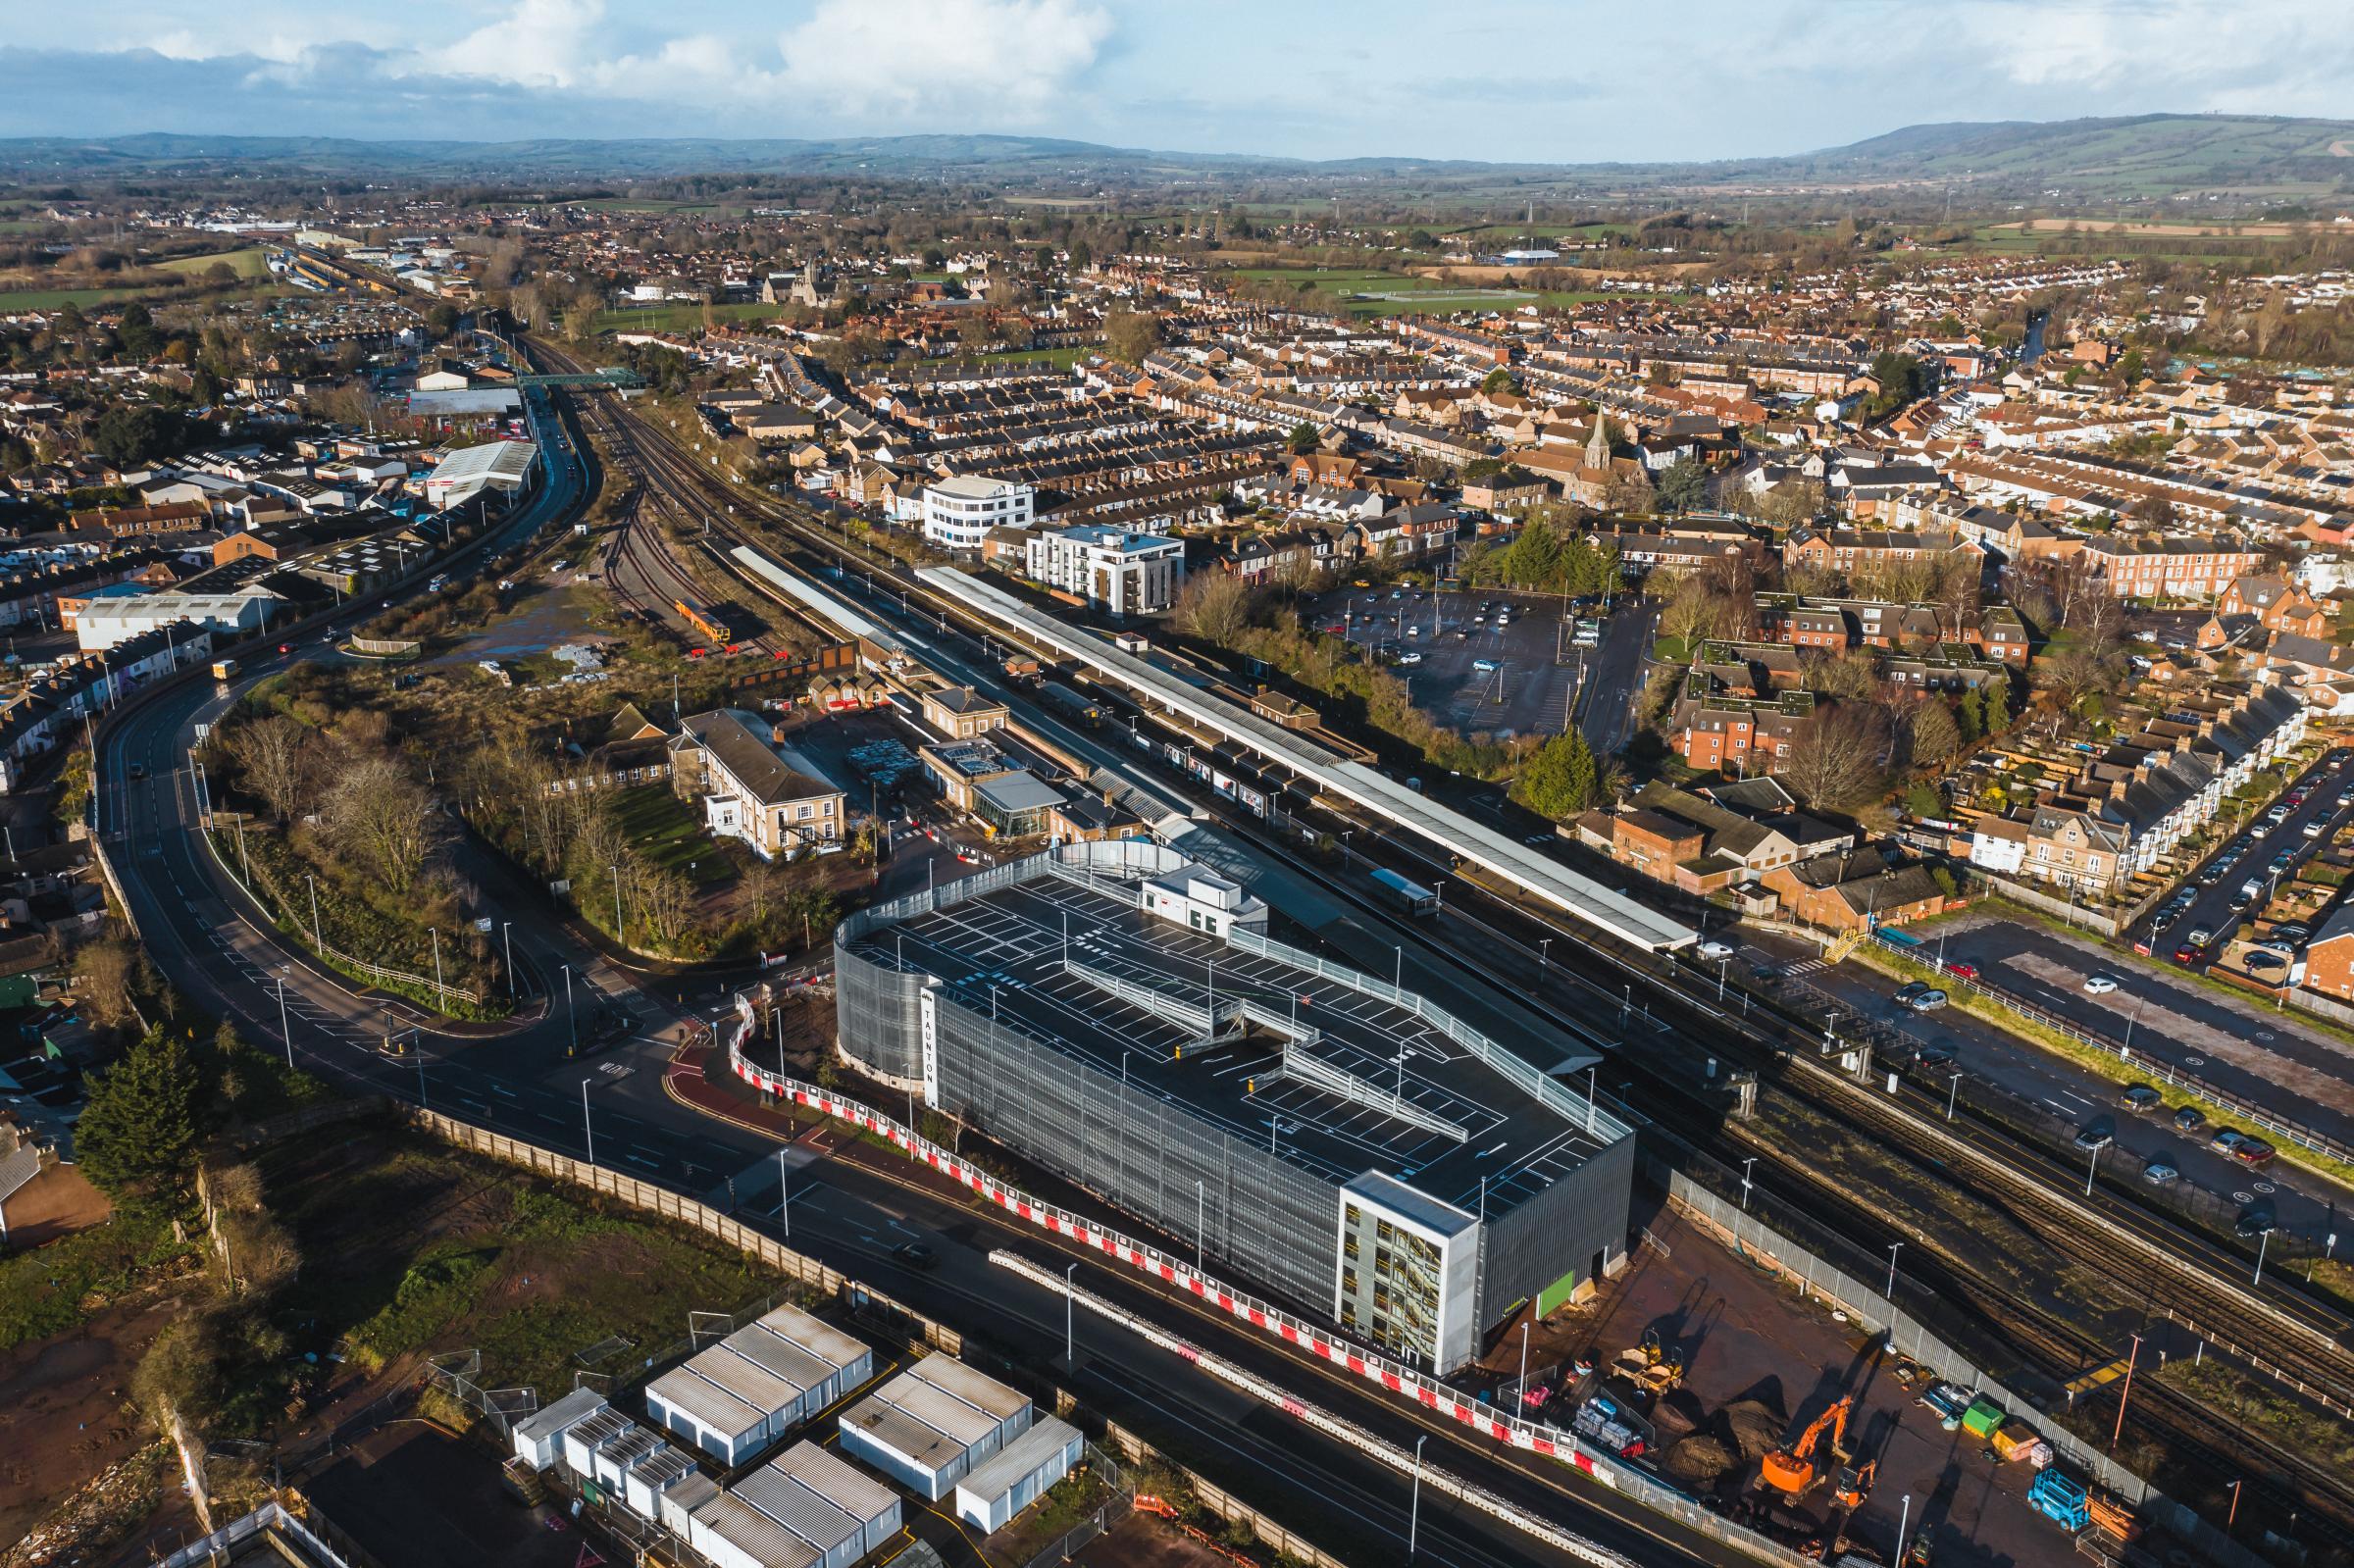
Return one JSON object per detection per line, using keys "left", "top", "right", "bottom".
{"left": 836, "top": 1356, "right": 1034, "bottom": 1501}
{"left": 645, "top": 1304, "right": 874, "bottom": 1466}
{"left": 512, "top": 1388, "right": 610, "bottom": 1471}
{"left": 683, "top": 1442, "right": 901, "bottom": 1568}
{"left": 561, "top": 1406, "right": 635, "bottom": 1484}
{"left": 951, "top": 1413, "right": 1085, "bottom": 1533}
{"left": 624, "top": 1443, "right": 702, "bottom": 1521}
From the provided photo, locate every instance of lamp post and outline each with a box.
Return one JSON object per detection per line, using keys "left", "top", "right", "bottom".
{"left": 1064, "top": 1261, "right": 1078, "bottom": 1365}
{"left": 1538, "top": 936, "right": 1552, "bottom": 976}
{"left": 1885, "top": 1241, "right": 1903, "bottom": 1301}
{"left": 2085, "top": 1142, "right": 2100, "bottom": 1197}
{"left": 277, "top": 974, "right": 293, "bottom": 1069}
{"left": 1740, "top": 1158, "right": 1757, "bottom": 1213}
{"left": 2111, "top": 1333, "right": 2142, "bottom": 1449}
{"left": 1408, "top": 1435, "right": 1426, "bottom": 1557}
{"left": 502, "top": 921, "right": 514, "bottom": 994}
{"left": 1196, "top": 1179, "right": 1205, "bottom": 1272}
{"left": 305, "top": 873, "right": 323, "bottom": 951}
{"left": 2254, "top": 1228, "right": 2272, "bottom": 1288}
{"left": 777, "top": 1146, "right": 790, "bottom": 1237}
{"left": 561, "top": 963, "right": 577, "bottom": 1055}
{"left": 612, "top": 863, "right": 624, "bottom": 945}
{"left": 430, "top": 927, "right": 445, "bottom": 1005}
{"left": 581, "top": 1079, "right": 596, "bottom": 1166}
{"left": 1947, "top": 1069, "right": 1964, "bottom": 1120}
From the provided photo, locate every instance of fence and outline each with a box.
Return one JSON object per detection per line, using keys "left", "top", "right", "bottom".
{"left": 1662, "top": 1166, "right": 2269, "bottom": 1568}
{"left": 1867, "top": 928, "right": 2354, "bottom": 1170}
{"left": 1022, "top": 1494, "right": 1132, "bottom": 1568}
{"left": 346, "top": 636, "right": 422, "bottom": 657}
{"left": 401, "top": 1105, "right": 961, "bottom": 1357}
{"left": 152, "top": 1499, "right": 361, "bottom": 1568}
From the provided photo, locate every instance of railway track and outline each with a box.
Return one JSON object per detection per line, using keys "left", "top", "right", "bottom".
{"left": 523, "top": 344, "right": 2354, "bottom": 1548}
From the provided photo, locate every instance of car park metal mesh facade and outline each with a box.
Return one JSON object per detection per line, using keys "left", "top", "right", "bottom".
{"left": 831, "top": 845, "right": 1635, "bottom": 1364}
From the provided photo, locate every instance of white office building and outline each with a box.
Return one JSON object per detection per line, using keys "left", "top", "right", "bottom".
{"left": 1022, "top": 525, "right": 1187, "bottom": 615}
{"left": 921, "top": 476, "right": 1033, "bottom": 553}
{"left": 836, "top": 1356, "right": 1033, "bottom": 1501}
{"left": 76, "top": 592, "right": 276, "bottom": 653}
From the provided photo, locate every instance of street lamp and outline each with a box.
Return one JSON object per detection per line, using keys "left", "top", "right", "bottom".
{"left": 1064, "top": 1261, "right": 1078, "bottom": 1365}
{"left": 276, "top": 972, "right": 293, "bottom": 1069}
{"left": 1740, "top": 1157, "right": 1756, "bottom": 1213}
{"left": 502, "top": 921, "right": 514, "bottom": 994}
{"left": 561, "top": 963, "right": 577, "bottom": 1055}
{"left": 2085, "top": 1142, "right": 2100, "bottom": 1197}
{"left": 1885, "top": 1241, "right": 1903, "bottom": 1301}
{"left": 581, "top": 1079, "right": 597, "bottom": 1166}
{"left": 305, "top": 873, "right": 323, "bottom": 950}
{"left": 1538, "top": 936, "right": 1552, "bottom": 975}
{"left": 1946, "top": 1070, "right": 1964, "bottom": 1121}
{"left": 1408, "top": 1434, "right": 1426, "bottom": 1557}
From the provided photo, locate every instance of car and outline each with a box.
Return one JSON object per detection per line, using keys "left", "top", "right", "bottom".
{"left": 2073, "top": 1122, "right": 2115, "bottom": 1152}
{"left": 1907, "top": 988, "right": 1949, "bottom": 1012}
{"left": 128, "top": 762, "right": 145, "bottom": 781}
{"left": 2341, "top": 789, "right": 2354, "bottom": 808}
{"left": 2083, "top": 975, "right": 2120, "bottom": 995}
{"left": 2275, "top": 922, "right": 2313, "bottom": 943}
{"left": 2141, "top": 1159, "right": 2179, "bottom": 1186}
{"left": 2188, "top": 925, "right": 2215, "bottom": 946}
{"left": 893, "top": 1240, "right": 939, "bottom": 1270}
{"left": 2288, "top": 791, "right": 2310, "bottom": 807}
{"left": 1894, "top": 981, "right": 1930, "bottom": 1004}
{"left": 2229, "top": 890, "right": 2254, "bottom": 911}
{"left": 1945, "top": 961, "right": 1979, "bottom": 980}
{"left": 2121, "top": 1084, "right": 2164, "bottom": 1113}
{"left": 2174, "top": 1105, "right": 2208, "bottom": 1134}
{"left": 2306, "top": 821, "right": 2328, "bottom": 838}
{"left": 2245, "top": 950, "right": 2290, "bottom": 979}
{"left": 1751, "top": 963, "right": 1781, "bottom": 985}
{"left": 1405, "top": 625, "right": 1420, "bottom": 637}
{"left": 1394, "top": 650, "right": 1423, "bottom": 666}
{"left": 2197, "top": 866, "right": 2227, "bottom": 886}
{"left": 1697, "top": 939, "right": 1736, "bottom": 961}
{"left": 1472, "top": 613, "right": 1487, "bottom": 624}
{"left": 2174, "top": 944, "right": 2201, "bottom": 964}
{"left": 2234, "top": 1137, "right": 2276, "bottom": 1167}
{"left": 2235, "top": 1207, "right": 2278, "bottom": 1238}
{"left": 1917, "top": 1044, "right": 1956, "bottom": 1070}
{"left": 2272, "top": 851, "right": 2297, "bottom": 871}
{"left": 2210, "top": 1128, "right": 2246, "bottom": 1155}
{"left": 278, "top": 643, "right": 292, "bottom": 655}
{"left": 1472, "top": 658, "right": 1501, "bottom": 673}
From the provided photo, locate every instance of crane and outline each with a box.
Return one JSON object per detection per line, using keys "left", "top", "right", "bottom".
{"left": 1760, "top": 1395, "right": 1852, "bottom": 1498}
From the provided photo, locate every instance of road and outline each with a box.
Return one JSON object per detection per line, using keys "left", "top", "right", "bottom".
{"left": 90, "top": 389, "right": 1734, "bottom": 1568}
{"left": 2128, "top": 747, "right": 2354, "bottom": 971}
{"left": 1577, "top": 598, "right": 1657, "bottom": 759}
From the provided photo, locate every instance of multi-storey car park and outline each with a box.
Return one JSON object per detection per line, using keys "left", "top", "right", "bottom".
{"left": 832, "top": 840, "right": 1635, "bottom": 1374}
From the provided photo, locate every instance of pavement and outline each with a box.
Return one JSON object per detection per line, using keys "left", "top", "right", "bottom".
{"left": 90, "top": 395, "right": 1742, "bottom": 1568}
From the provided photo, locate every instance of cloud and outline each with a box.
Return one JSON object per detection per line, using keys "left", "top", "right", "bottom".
{"left": 775, "top": 0, "right": 1113, "bottom": 121}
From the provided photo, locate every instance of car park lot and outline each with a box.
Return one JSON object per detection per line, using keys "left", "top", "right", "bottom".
{"left": 2134, "top": 748, "right": 2354, "bottom": 965}
{"left": 1311, "top": 584, "right": 1642, "bottom": 742}
{"left": 1739, "top": 927, "right": 2337, "bottom": 1242}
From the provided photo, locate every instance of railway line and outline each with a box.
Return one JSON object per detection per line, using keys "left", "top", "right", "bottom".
{"left": 521, "top": 341, "right": 2354, "bottom": 1550}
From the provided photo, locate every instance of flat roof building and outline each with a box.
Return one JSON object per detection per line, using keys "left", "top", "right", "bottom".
{"left": 953, "top": 1414, "right": 1084, "bottom": 1534}
{"left": 682, "top": 1442, "right": 900, "bottom": 1568}
{"left": 422, "top": 437, "right": 537, "bottom": 508}
{"left": 834, "top": 841, "right": 1635, "bottom": 1372}
{"left": 644, "top": 1303, "right": 873, "bottom": 1466}
{"left": 836, "top": 1355, "right": 1033, "bottom": 1501}
{"left": 75, "top": 591, "right": 274, "bottom": 652}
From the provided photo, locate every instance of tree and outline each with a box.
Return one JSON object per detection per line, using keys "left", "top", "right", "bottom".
{"left": 222, "top": 715, "right": 312, "bottom": 823}
{"left": 1512, "top": 731, "right": 1600, "bottom": 821}
{"left": 1172, "top": 572, "right": 1255, "bottom": 646}
{"left": 1103, "top": 308, "right": 1160, "bottom": 365}
{"left": 91, "top": 404, "right": 187, "bottom": 466}
{"left": 323, "top": 754, "right": 441, "bottom": 895}
{"left": 77, "top": 1029, "right": 200, "bottom": 1197}
{"left": 1655, "top": 459, "right": 1707, "bottom": 515}
{"left": 1603, "top": 466, "right": 1655, "bottom": 515}
{"left": 1286, "top": 422, "right": 1320, "bottom": 455}
{"left": 1977, "top": 680, "right": 2013, "bottom": 735}
{"left": 1479, "top": 367, "right": 1519, "bottom": 396}
{"left": 1909, "top": 699, "right": 1962, "bottom": 767}
{"left": 116, "top": 301, "right": 162, "bottom": 361}
{"left": 1782, "top": 705, "right": 1883, "bottom": 812}
{"left": 75, "top": 936, "right": 141, "bottom": 1028}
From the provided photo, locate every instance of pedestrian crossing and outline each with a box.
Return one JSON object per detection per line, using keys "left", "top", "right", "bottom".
{"left": 1782, "top": 958, "right": 1828, "bottom": 977}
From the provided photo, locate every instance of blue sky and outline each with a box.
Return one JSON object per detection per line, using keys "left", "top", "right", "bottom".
{"left": 2, "top": 0, "right": 2348, "bottom": 161}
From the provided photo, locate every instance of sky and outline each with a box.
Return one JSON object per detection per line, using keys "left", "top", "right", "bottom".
{"left": 0, "top": 0, "right": 2348, "bottom": 162}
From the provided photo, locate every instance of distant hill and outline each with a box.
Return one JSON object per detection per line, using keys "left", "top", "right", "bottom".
{"left": 0, "top": 114, "right": 2348, "bottom": 197}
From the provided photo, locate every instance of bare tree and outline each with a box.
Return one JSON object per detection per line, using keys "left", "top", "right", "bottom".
{"left": 1782, "top": 704, "right": 1885, "bottom": 812}
{"left": 1172, "top": 572, "right": 1255, "bottom": 645}
{"left": 323, "top": 754, "right": 442, "bottom": 895}
{"left": 222, "top": 715, "right": 313, "bottom": 824}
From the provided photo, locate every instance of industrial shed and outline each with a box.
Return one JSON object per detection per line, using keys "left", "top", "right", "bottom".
{"left": 682, "top": 1442, "right": 900, "bottom": 1568}
{"left": 952, "top": 1414, "right": 1085, "bottom": 1533}
{"left": 644, "top": 1304, "right": 872, "bottom": 1466}
{"left": 836, "top": 1356, "right": 1033, "bottom": 1501}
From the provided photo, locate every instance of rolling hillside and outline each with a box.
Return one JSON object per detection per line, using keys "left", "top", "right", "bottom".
{"left": 0, "top": 115, "right": 2347, "bottom": 198}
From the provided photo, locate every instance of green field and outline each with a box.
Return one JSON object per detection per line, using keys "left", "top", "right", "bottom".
{"left": 0, "top": 285, "right": 148, "bottom": 311}
{"left": 568, "top": 197, "right": 720, "bottom": 214}
{"left": 611, "top": 783, "right": 738, "bottom": 885}
{"left": 1232, "top": 266, "right": 1649, "bottom": 316}
{"left": 156, "top": 246, "right": 272, "bottom": 278}
{"left": 595, "top": 301, "right": 787, "bottom": 334}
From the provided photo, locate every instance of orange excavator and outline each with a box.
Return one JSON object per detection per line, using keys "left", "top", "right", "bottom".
{"left": 1760, "top": 1395, "right": 1853, "bottom": 1498}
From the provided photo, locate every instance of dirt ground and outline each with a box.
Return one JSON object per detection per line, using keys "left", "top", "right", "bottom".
{"left": 1074, "top": 1509, "right": 1243, "bottom": 1568}
{"left": 1548, "top": 1206, "right": 2073, "bottom": 1568}
{"left": 1, "top": 1166, "right": 111, "bottom": 1250}
{"left": 0, "top": 1299, "right": 172, "bottom": 1552}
